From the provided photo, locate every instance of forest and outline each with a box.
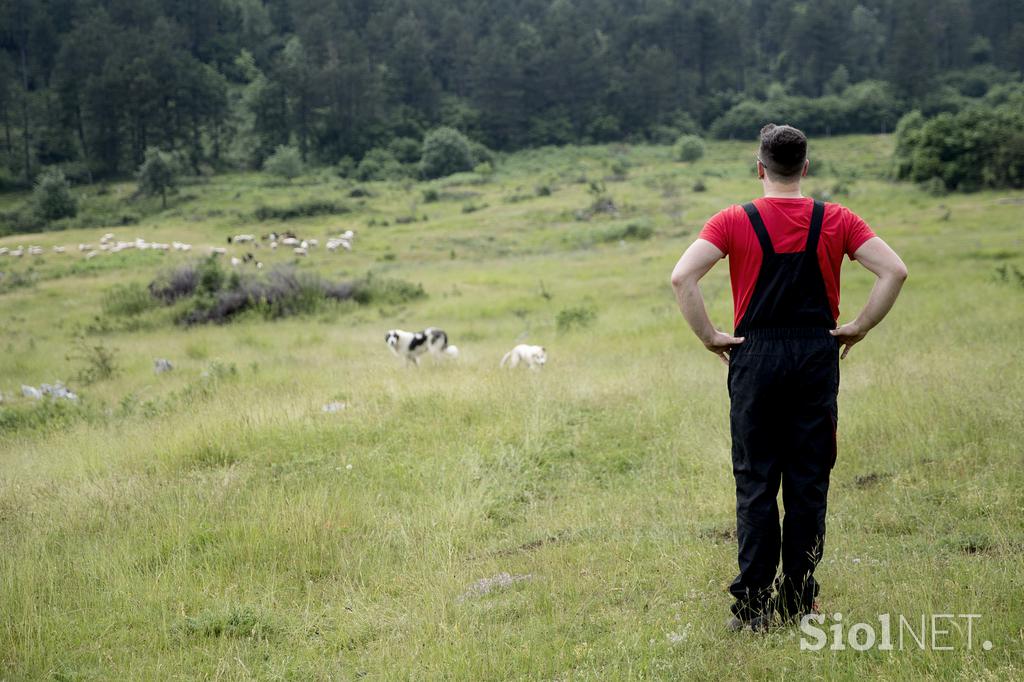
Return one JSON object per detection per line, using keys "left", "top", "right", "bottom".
{"left": 1, "top": 0, "right": 1023, "bottom": 183}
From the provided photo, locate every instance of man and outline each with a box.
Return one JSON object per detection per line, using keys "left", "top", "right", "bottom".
{"left": 669, "top": 124, "right": 907, "bottom": 631}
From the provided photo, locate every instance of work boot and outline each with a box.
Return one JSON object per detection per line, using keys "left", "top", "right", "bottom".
{"left": 725, "top": 613, "right": 774, "bottom": 633}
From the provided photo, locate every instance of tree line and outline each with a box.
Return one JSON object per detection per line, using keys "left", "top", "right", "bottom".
{"left": 1, "top": 0, "right": 1023, "bottom": 184}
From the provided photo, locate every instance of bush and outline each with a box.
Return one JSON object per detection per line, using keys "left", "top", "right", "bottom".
{"left": 556, "top": 305, "right": 597, "bottom": 333}
{"left": 356, "top": 148, "right": 406, "bottom": 182}
{"left": 351, "top": 273, "right": 426, "bottom": 305}
{"left": 894, "top": 104, "right": 1024, "bottom": 191}
{"left": 253, "top": 200, "right": 347, "bottom": 221}
{"left": 468, "top": 140, "right": 495, "bottom": 167}
{"left": 602, "top": 222, "right": 653, "bottom": 242}
{"left": 420, "top": 127, "right": 474, "bottom": 179}
{"left": 263, "top": 145, "right": 304, "bottom": 180}
{"left": 149, "top": 262, "right": 201, "bottom": 303}
{"left": 148, "top": 261, "right": 425, "bottom": 326}
{"left": 102, "top": 283, "right": 157, "bottom": 317}
{"left": 388, "top": 137, "right": 422, "bottom": 164}
{"left": 32, "top": 168, "right": 77, "bottom": 223}
{"left": 674, "top": 135, "right": 706, "bottom": 162}
{"left": 67, "top": 336, "right": 119, "bottom": 384}
{"left": 136, "top": 148, "right": 178, "bottom": 208}
{"left": 335, "top": 156, "right": 356, "bottom": 178}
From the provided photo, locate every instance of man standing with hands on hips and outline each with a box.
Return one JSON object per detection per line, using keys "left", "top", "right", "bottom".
{"left": 669, "top": 124, "right": 907, "bottom": 631}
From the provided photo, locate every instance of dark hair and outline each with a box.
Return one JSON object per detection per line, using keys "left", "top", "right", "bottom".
{"left": 758, "top": 123, "right": 807, "bottom": 180}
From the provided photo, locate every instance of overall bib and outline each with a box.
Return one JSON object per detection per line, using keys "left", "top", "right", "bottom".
{"left": 727, "top": 199, "right": 840, "bottom": 620}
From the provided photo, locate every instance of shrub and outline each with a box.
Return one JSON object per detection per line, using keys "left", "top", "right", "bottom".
{"left": 602, "top": 222, "right": 653, "bottom": 242}
{"left": 335, "top": 156, "right": 356, "bottom": 178}
{"left": 674, "top": 135, "right": 706, "bottom": 162}
{"left": 351, "top": 273, "right": 426, "bottom": 305}
{"left": 263, "top": 145, "right": 304, "bottom": 179}
{"left": 136, "top": 148, "right": 178, "bottom": 208}
{"left": 422, "top": 188, "right": 440, "bottom": 203}
{"left": 149, "top": 262, "right": 201, "bottom": 303}
{"left": 894, "top": 104, "right": 1024, "bottom": 191}
{"left": 420, "top": 127, "right": 474, "bottom": 179}
{"left": 356, "top": 148, "right": 406, "bottom": 182}
{"left": 692, "top": 179, "right": 707, "bottom": 192}
{"left": 253, "top": 200, "right": 347, "bottom": 221}
{"left": 388, "top": 137, "right": 422, "bottom": 164}
{"left": 67, "top": 336, "right": 119, "bottom": 384}
{"left": 556, "top": 305, "right": 597, "bottom": 333}
{"left": 468, "top": 140, "right": 495, "bottom": 167}
{"left": 102, "top": 283, "right": 157, "bottom": 317}
{"left": 32, "top": 167, "right": 77, "bottom": 222}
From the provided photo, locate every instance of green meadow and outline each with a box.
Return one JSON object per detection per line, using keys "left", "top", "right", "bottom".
{"left": 1, "top": 136, "right": 1022, "bottom": 680}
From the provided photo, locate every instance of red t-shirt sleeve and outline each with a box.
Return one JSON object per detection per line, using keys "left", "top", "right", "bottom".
{"left": 843, "top": 208, "right": 876, "bottom": 259}
{"left": 699, "top": 206, "right": 734, "bottom": 254}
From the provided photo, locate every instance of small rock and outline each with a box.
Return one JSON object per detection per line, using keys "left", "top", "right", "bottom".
{"left": 154, "top": 358, "right": 174, "bottom": 374}
{"left": 322, "top": 401, "right": 347, "bottom": 413}
{"left": 21, "top": 385, "right": 43, "bottom": 400}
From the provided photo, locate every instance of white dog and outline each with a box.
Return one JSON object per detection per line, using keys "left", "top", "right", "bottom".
{"left": 500, "top": 344, "right": 547, "bottom": 370}
{"left": 385, "top": 328, "right": 459, "bottom": 366}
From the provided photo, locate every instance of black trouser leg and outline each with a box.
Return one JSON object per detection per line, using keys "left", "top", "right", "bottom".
{"left": 776, "top": 344, "right": 838, "bottom": 617}
{"left": 728, "top": 346, "right": 785, "bottom": 620}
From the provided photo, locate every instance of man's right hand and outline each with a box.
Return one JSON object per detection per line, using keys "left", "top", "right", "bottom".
{"left": 830, "top": 322, "right": 866, "bottom": 359}
{"left": 703, "top": 331, "right": 745, "bottom": 365}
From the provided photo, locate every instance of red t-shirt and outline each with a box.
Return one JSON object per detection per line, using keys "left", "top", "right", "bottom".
{"left": 699, "top": 197, "right": 876, "bottom": 330}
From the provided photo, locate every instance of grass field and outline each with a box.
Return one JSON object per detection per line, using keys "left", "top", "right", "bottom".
{"left": 1, "top": 136, "right": 1022, "bottom": 680}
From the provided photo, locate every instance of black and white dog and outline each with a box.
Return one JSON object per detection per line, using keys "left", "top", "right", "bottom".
{"left": 385, "top": 328, "right": 459, "bottom": 365}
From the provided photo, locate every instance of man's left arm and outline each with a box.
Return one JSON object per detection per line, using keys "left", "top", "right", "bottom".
{"left": 670, "top": 239, "right": 744, "bottom": 365}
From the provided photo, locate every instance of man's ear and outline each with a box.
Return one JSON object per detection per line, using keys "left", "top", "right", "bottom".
{"left": 757, "top": 160, "right": 765, "bottom": 180}
{"left": 802, "top": 158, "right": 810, "bottom": 177}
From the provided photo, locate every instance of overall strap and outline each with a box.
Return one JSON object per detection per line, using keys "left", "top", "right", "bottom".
{"left": 805, "top": 200, "right": 826, "bottom": 253}
{"left": 741, "top": 202, "right": 774, "bottom": 255}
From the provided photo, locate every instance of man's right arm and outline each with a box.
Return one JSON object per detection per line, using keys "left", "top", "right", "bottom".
{"left": 830, "top": 236, "right": 908, "bottom": 358}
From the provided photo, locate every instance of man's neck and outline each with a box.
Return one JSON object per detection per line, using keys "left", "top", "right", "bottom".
{"left": 761, "top": 181, "right": 803, "bottom": 198}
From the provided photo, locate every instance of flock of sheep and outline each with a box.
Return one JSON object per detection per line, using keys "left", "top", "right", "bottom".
{"left": 0, "top": 228, "right": 357, "bottom": 265}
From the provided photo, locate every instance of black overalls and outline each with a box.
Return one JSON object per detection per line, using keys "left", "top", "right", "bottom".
{"left": 727, "top": 199, "right": 840, "bottom": 621}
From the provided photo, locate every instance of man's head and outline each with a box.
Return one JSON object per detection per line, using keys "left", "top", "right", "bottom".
{"left": 757, "top": 124, "right": 808, "bottom": 183}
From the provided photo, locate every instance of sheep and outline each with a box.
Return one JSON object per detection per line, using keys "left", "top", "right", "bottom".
{"left": 307, "top": 238, "right": 318, "bottom": 247}
{"left": 172, "top": 241, "right": 191, "bottom": 251}
{"left": 78, "top": 243, "right": 93, "bottom": 252}
{"left": 270, "top": 241, "right": 278, "bottom": 250}
{"left": 52, "top": 245, "right": 66, "bottom": 253}
{"left": 230, "top": 257, "right": 242, "bottom": 267}
{"left": 293, "top": 246, "right": 308, "bottom": 256}
{"left": 21, "top": 385, "right": 43, "bottom": 400}
{"left": 28, "top": 246, "right": 44, "bottom": 256}
{"left": 326, "top": 238, "right": 351, "bottom": 252}
{"left": 210, "top": 247, "right": 227, "bottom": 256}
{"left": 85, "top": 251, "right": 98, "bottom": 259}
{"left": 281, "top": 237, "right": 300, "bottom": 246}
{"left": 228, "top": 234, "right": 256, "bottom": 244}
{"left": 300, "top": 240, "right": 309, "bottom": 249}
{"left": 10, "top": 247, "right": 24, "bottom": 257}
{"left": 100, "top": 233, "right": 115, "bottom": 243}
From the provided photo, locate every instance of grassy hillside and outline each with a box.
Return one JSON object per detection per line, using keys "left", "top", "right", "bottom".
{"left": 1, "top": 136, "right": 1022, "bottom": 680}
